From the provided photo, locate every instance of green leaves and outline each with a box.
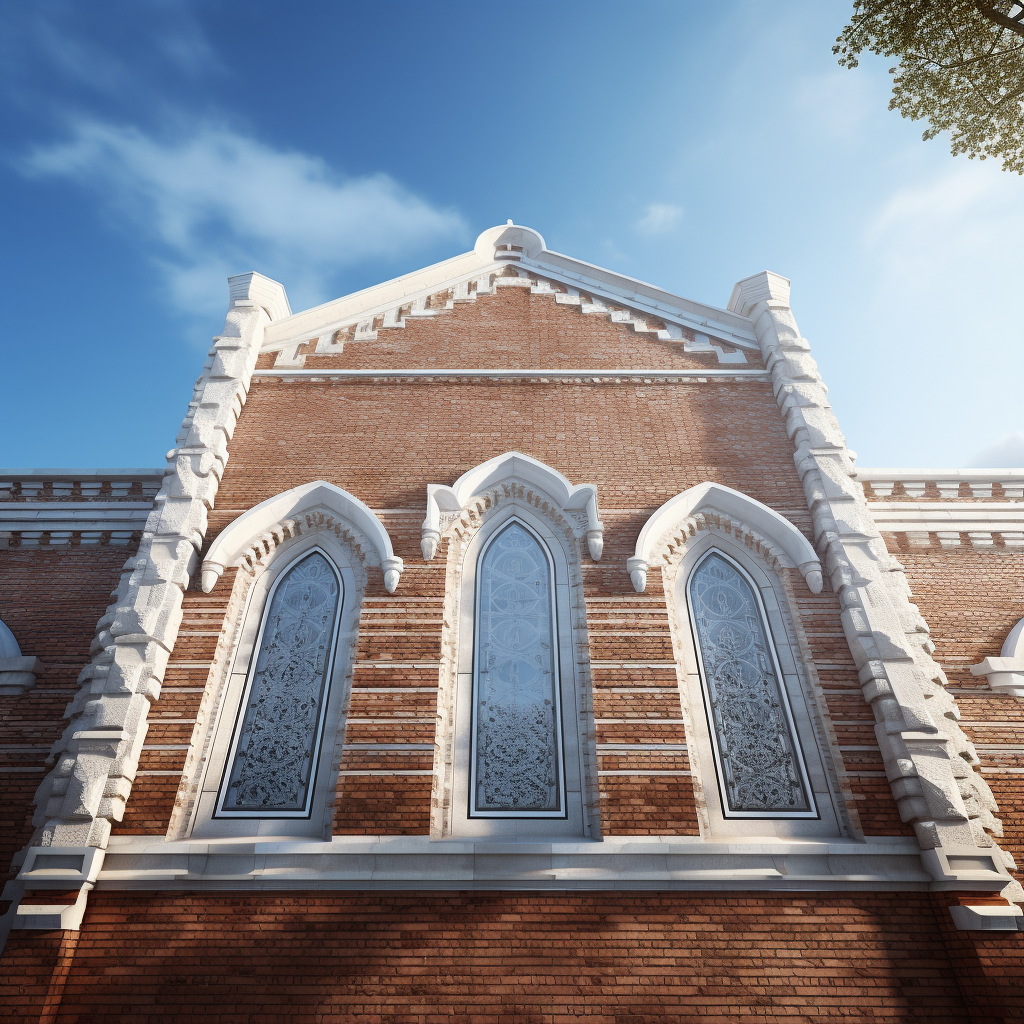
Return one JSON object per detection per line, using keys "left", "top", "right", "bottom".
{"left": 835, "top": 1, "right": 1024, "bottom": 172}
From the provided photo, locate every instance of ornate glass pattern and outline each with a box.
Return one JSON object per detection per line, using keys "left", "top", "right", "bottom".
{"left": 688, "top": 552, "right": 813, "bottom": 815}
{"left": 220, "top": 551, "right": 341, "bottom": 815}
{"left": 472, "top": 522, "right": 563, "bottom": 815}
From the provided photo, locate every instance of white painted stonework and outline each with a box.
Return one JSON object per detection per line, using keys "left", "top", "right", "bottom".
{"left": 727, "top": 271, "right": 1021, "bottom": 905}
{"left": 420, "top": 451, "right": 604, "bottom": 562}
{"left": 200, "top": 480, "right": 402, "bottom": 594}
{"left": 971, "top": 618, "right": 1024, "bottom": 699}
{"left": 857, "top": 468, "right": 1024, "bottom": 500}
{"left": 3, "top": 272, "right": 289, "bottom": 932}
{"left": 626, "top": 482, "right": 823, "bottom": 595}
{"left": 0, "top": 618, "right": 40, "bottom": 696}
{"left": 862, "top": 501, "right": 1024, "bottom": 549}
{"left": 0, "top": 470, "right": 164, "bottom": 548}
{"left": 259, "top": 224, "right": 756, "bottom": 369}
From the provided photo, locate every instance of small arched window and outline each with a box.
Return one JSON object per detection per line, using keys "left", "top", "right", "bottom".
{"left": 471, "top": 520, "right": 565, "bottom": 817}
{"left": 216, "top": 549, "right": 343, "bottom": 818}
{"left": 687, "top": 549, "right": 816, "bottom": 819}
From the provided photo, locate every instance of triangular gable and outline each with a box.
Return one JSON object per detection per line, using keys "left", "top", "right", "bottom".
{"left": 257, "top": 223, "right": 759, "bottom": 369}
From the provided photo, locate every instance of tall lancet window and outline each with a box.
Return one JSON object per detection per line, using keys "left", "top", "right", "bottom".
{"left": 471, "top": 520, "right": 565, "bottom": 817}
{"left": 217, "top": 550, "right": 342, "bottom": 818}
{"left": 687, "top": 550, "right": 816, "bottom": 818}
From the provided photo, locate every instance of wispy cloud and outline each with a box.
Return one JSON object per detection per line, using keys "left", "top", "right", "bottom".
{"left": 17, "top": 120, "right": 467, "bottom": 318}
{"left": 970, "top": 433, "right": 1024, "bottom": 468}
{"left": 635, "top": 203, "right": 683, "bottom": 236}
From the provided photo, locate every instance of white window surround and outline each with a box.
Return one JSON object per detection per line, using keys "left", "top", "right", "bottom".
{"left": 626, "top": 482, "right": 823, "bottom": 596}
{"left": 182, "top": 530, "right": 366, "bottom": 840}
{"left": 971, "top": 618, "right": 1024, "bottom": 699}
{"left": 428, "top": 469, "right": 598, "bottom": 840}
{"left": 420, "top": 451, "right": 603, "bottom": 563}
{"left": 666, "top": 533, "right": 850, "bottom": 841}
{"left": 201, "top": 480, "right": 403, "bottom": 595}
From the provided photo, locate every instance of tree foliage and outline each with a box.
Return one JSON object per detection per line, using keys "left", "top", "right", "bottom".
{"left": 835, "top": 1, "right": 1024, "bottom": 172}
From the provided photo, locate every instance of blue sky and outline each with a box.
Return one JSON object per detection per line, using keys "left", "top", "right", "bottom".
{"left": 1, "top": 0, "right": 1021, "bottom": 469}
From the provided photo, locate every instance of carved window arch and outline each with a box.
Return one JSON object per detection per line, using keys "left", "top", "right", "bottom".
{"left": 471, "top": 518, "right": 565, "bottom": 818}
{"left": 182, "top": 527, "right": 370, "bottom": 840}
{"left": 216, "top": 549, "right": 343, "bottom": 818}
{"left": 686, "top": 548, "right": 816, "bottom": 819}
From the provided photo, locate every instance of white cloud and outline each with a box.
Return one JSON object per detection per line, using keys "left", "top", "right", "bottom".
{"left": 635, "top": 203, "right": 683, "bottom": 236}
{"left": 862, "top": 164, "right": 1024, "bottom": 287}
{"left": 970, "top": 433, "right": 1024, "bottom": 468}
{"left": 17, "top": 120, "right": 467, "bottom": 318}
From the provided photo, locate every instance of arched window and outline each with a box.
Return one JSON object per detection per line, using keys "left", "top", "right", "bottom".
{"left": 471, "top": 520, "right": 564, "bottom": 817}
{"left": 687, "top": 549, "right": 816, "bottom": 819}
{"left": 216, "top": 550, "right": 343, "bottom": 818}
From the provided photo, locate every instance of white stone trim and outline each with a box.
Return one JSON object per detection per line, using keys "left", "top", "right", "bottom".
{"left": 626, "top": 482, "right": 823, "bottom": 595}
{"left": 0, "top": 469, "right": 164, "bottom": 500}
{"left": 727, "top": 270, "right": 1021, "bottom": 904}
{"left": 2, "top": 271, "right": 291, "bottom": 939}
{"left": 259, "top": 223, "right": 757, "bottom": 367}
{"left": 857, "top": 468, "right": 1024, "bottom": 500}
{"left": 421, "top": 452, "right": 603, "bottom": 562}
{"left": 252, "top": 368, "right": 768, "bottom": 381}
{"left": 0, "top": 501, "right": 155, "bottom": 548}
{"left": 971, "top": 618, "right": 1024, "bottom": 699}
{"left": 61, "top": 832, "right": 1020, "bottom": 894}
{"left": 201, "top": 481, "right": 403, "bottom": 594}
{"left": 0, "top": 656, "right": 41, "bottom": 696}
{"left": 0, "top": 619, "right": 41, "bottom": 696}
{"left": 866, "top": 501, "right": 1024, "bottom": 538}
{"left": 948, "top": 904, "right": 1024, "bottom": 931}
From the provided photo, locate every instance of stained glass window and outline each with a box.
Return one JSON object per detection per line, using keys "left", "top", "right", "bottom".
{"left": 219, "top": 551, "right": 342, "bottom": 816}
{"left": 687, "top": 551, "right": 815, "bottom": 817}
{"left": 471, "top": 521, "right": 564, "bottom": 816}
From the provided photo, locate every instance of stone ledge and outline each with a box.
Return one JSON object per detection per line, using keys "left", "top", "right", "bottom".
{"left": 77, "top": 835, "right": 988, "bottom": 893}
{"left": 948, "top": 904, "right": 1024, "bottom": 931}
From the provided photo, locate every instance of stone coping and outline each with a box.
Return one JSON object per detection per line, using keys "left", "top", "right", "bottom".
{"left": 59, "top": 834, "right": 992, "bottom": 893}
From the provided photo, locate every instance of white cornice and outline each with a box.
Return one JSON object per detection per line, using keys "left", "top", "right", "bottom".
{"left": 259, "top": 223, "right": 759, "bottom": 355}
{"left": 75, "top": 834, "right": 1005, "bottom": 894}
{"left": 867, "top": 502, "right": 1024, "bottom": 534}
{"left": 251, "top": 368, "right": 769, "bottom": 382}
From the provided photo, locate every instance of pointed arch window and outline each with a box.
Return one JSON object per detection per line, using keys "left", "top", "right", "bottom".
{"left": 687, "top": 549, "right": 817, "bottom": 819}
{"left": 471, "top": 520, "right": 566, "bottom": 817}
{"left": 216, "top": 550, "right": 343, "bottom": 818}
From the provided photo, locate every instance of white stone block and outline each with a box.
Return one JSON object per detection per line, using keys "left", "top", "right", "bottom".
{"left": 906, "top": 531, "right": 931, "bottom": 547}
{"left": 936, "top": 532, "right": 961, "bottom": 548}
{"left": 968, "top": 532, "right": 994, "bottom": 548}
{"left": 948, "top": 904, "right": 1023, "bottom": 931}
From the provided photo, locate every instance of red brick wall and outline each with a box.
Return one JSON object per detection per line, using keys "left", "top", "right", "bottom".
{"left": 293, "top": 283, "right": 763, "bottom": 372}
{"left": 882, "top": 539, "right": 1024, "bottom": 887}
{"left": 0, "top": 546, "right": 133, "bottom": 882}
{"left": 110, "top": 291, "right": 903, "bottom": 838}
{"left": 4, "top": 891, "right": 1021, "bottom": 1023}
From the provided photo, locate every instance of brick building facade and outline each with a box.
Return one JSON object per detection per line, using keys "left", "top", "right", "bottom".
{"left": 1, "top": 223, "right": 1021, "bottom": 1021}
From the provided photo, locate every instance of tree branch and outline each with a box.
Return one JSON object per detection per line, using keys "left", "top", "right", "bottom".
{"left": 973, "top": 2, "right": 1024, "bottom": 39}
